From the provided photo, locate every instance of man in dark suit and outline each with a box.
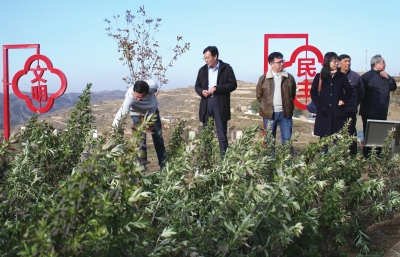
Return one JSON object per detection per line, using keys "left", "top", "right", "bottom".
{"left": 338, "top": 54, "right": 364, "bottom": 155}
{"left": 195, "top": 46, "right": 237, "bottom": 157}
{"left": 360, "top": 54, "right": 397, "bottom": 158}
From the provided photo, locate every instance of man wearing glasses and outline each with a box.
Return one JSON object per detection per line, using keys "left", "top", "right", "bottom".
{"left": 112, "top": 80, "right": 166, "bottom": 169}
{"left": 360, "top": 54, "right": 397, "bottom": 158}
{"left": 195, "top": 46, "right": 237, "bottom": 157}
{"left": 256, "top": 52, "right": 297, "bottom": 154}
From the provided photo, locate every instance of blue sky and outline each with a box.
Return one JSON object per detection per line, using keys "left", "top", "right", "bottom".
{"left": 1, "top": 0, "right": 399, "bottom": 93}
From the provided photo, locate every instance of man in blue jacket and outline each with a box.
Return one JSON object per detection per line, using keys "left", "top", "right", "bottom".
{"left": 195, "top": 46, "right": 237, "bottom": 157}
{"left": 338, "top": 54, "right": 364, "bottom": 155}
{"left": 360, "top": 54, "right": 397, "bottom": 158}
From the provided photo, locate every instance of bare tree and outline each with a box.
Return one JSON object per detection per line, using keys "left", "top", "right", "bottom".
{"left": 104, "top": 6, "right": 190, "bottom": 90}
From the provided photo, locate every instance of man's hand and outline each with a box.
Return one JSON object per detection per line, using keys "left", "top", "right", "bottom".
{"left": 380, "top": 71, "right": 389, "bottom": 80}
{"left": 145, "top": 126, "right": 154, "bottom": 133}
{"left": 208, "top": 86, "right": 216, "bottom": 94}
{"left": 202, "top": 90, "right": 211, "bottom": 97}
{"left": 338, "top": 100, "right": 345, "bottom": 106}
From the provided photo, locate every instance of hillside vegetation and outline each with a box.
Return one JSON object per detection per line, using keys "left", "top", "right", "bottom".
{"left": 1, "top": 84, "right": 400, "bottom": 256}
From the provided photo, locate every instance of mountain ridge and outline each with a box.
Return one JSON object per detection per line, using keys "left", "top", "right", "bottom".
{"left": 0, "top": 90, "right": 126, "bottom": 129}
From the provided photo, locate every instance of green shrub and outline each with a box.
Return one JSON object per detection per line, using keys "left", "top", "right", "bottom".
{"left": 1, "top": 86, "right": 400, "bottom": 256}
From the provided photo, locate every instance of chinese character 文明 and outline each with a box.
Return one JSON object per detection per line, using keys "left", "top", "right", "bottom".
{"left": 30, "top": 65, "right": 48, "bottom": 102}
{"left": 31, "top": 85, "right": 48, "bottom": 102}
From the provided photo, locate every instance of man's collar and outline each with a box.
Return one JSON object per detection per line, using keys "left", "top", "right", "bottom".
{"left": 266, "top": 69, "right": 288, "bottom": 78}
{"left": 341, "top": 68, "right": 351, "bottom": 74}
{"left": 208, "top": 60, "right": 220, "bottom": 71}
{"left": 373, "top": 68, "right": 382, "bottom": 74}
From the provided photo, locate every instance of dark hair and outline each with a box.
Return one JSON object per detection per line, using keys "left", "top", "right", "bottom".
{"left": 338, "top": 54, "right": 351, "bottom": 60}
{"left": 203, "top": 46, "right": 219, "bottom": 58}
{"left": 268, "top": 52, "right": 284, "bottom": 63}
{"left": 321, "top": 52, "right": 339, "bottom": 79}
{"left": 133, "top": 80, "right": 149, "bottom": 94}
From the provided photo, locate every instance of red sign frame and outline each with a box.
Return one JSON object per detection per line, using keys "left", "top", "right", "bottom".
{"left": 264, "top": 34, "right": 323, "bottom": 110}
{"left": 2, "top": 44, "right": 67, "bottom": 140}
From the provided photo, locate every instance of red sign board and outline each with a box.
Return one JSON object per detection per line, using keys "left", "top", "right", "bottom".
{"left": 12, "top": 54, "right": 67, "bottom": 113}
{"left": 2, "top": 44, "right": 67, "bottom": 140}
{"left": 264, "top": 34, "right": 323, "bottom": 110}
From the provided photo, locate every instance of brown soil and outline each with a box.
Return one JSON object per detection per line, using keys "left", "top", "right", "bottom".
{"left": 341, "top": 213, "right": 400, "bottom": 256}
{"left": 366, "top": 214, "right": 400, "bottom": 253}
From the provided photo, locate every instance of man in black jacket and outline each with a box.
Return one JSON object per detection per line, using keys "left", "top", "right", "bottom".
{"left": 338, "top": 54, "right": 364, "bottom": 155}
{"left": 195, "top": 46, "right": 237, "bottom": 157}
{"left": 360, "top": 54, "right": 397, "bottom": 158}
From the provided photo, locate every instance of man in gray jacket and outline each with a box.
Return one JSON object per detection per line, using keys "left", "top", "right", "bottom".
{"left": 112, "top": 80, "right": 166, "bottom": 169}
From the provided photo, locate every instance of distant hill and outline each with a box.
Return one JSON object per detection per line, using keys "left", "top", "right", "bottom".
{"left": 0, "top": 80, "right": 261, "bottom": 134}
{"left": 0, "top": 90, "right": 126, "bottom": 129}
{"left": 3, "top": 78, "right": 400, "bottom": 133}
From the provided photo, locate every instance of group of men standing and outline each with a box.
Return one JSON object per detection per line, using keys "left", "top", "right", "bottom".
{"left": 255, "top": 51, "right": 396, "bottom": 158}
{"left": 112, "top": 46, "right": 397, "bottom": 169}
{"left": 194, "top": 46, "right": 397, "bottom": 159}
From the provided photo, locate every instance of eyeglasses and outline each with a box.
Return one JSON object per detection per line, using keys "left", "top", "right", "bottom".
{"left": 271, "top": 60, "right": 285, "bottom": 65}
{"left": 202, "top": 56, "right": 214, "bottom": 61}
{"left": 330, "top": 60, "right": 339, "bottom": 63}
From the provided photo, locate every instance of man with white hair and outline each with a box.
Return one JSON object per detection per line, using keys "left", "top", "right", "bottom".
{"left": 112, "top": 80, "right": 166, "bottom": 169}
{"left": 360, "top": 54, "right": 397, "bottom": 158}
